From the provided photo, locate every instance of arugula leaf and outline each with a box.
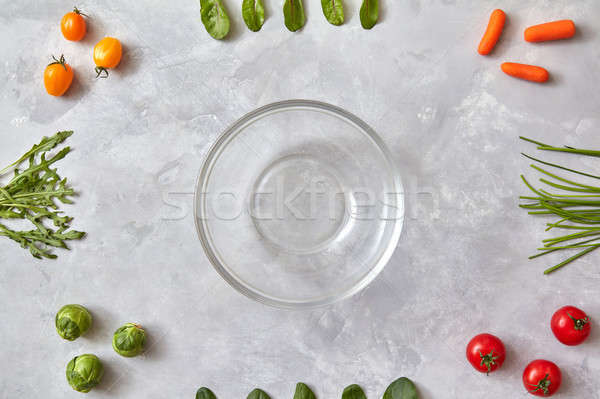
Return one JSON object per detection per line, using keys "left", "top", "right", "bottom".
{"left": 382, "top": 378, "right": 419, "bottom": 399}
{"left": 283, "top": 0, "right": 306, "bottom": 32}
{"left": 200, "top": 0, "right": 231, "bottom": 39}
{"left": 247, "top": 389, "right": 271, "bottom": 399}
{"left": 0, "top": 130, "right": 72, "bottom": 176}
{"left": 294, "top": 382, "right": 316, "bottom": 399}
{"left": 359, "top": 0, "right": 378, "bottom": 29}
{"left": 321, "top": 0, "right": 344, "bottom": 26}
{"left": 342, "top": 384, "right": 366, "bottom": 399}
{"left": 196, "top": 387, "right": 217, "bottom": 399}
{"left": 0, "top": 131, "right": 85, "bottom": 259}
{"left": 242, "top": 0, "right": 265, "bottom": 32}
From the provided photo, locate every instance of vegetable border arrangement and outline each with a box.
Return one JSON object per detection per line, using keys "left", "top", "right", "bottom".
{"left": 200, "top": 0, "right": 379, "bottom": 40}
{"left": 519, "top": 137, "right": 600, "bottom": 274}
{"left": 196, "top": 378, "right": 419, "bottom": 399}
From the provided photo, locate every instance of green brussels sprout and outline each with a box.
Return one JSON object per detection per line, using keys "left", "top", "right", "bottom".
{"left": 112, "top": 322, "right": 146, "bottom": 357}
{"left": 55, "top": 304, "right": 92, "bottom": 341}
{"left": 66, "top": 354, "right": 104, "bottom": 393}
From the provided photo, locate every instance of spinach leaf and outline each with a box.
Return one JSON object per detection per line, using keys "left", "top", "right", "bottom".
{"left": 242, "top": 0, "right": 265, "bottom": 31}
{"left": 321, "top": 0, "right": 344, "bottom": 25}
{"left": 200, "top": 0, "right": 230, "bottom": 39}
{"left": 342, "top": 384, "right": 367, "bottom": 399}
{"left": 196, "top": 387, "right": 217, "bottom": 399}
{"left": 247, "top": 388, "right": 271, "bottom": 399}
{"left": 283, "top": 0, "right": 306, "bottom": 32}
{"left": 382, "top": 378, "right": 418, "bottom": 399}
{"left": 294, "top": 382, "right": 316, "bottom": 399}
{"left": 359, "top": 0, "right": 378, "bottom": 29}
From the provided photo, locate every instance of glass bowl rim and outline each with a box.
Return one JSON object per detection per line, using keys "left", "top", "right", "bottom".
{"left": 194, "top": 99, "right": 404, "bottom": 309}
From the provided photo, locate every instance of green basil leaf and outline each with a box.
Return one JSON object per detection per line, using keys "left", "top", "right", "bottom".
{"left": 321, "top": 0, "right": 344, "bottom": 25}
{"left": 293, "top": 382, "right": 316, "bottom": 399}
{"left": 196, "top": 387, "right": 217, "bottom": 399}
{"left": 242, "top": 0, "right": 265, "bottom": 31}
{"left": 382, "top": 378, "right": 419, "bottom": 399}
{"left": 359, "top": 0, "right": 378, "bottom": 29}
{"left": 342, "top": 384, "right": 367, "bottom": 399}
{"left": 283, "top": 0, "right": 306, "bottom": 32}
{"left": 247, "top": 388, "right": 271, "bottom": 399}
{"left": 200, "top": 0, "right": 230, "bottom": 40}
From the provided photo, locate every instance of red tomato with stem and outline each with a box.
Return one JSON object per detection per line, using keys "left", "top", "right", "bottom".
{"left": 523, "top": 359, "right": 562, "bottom": 396}
{"left": 551, "top": 305, "right": 591, "bottom": 346}
{"left": 466, "top": 333, "right": 506, "bottom": 374}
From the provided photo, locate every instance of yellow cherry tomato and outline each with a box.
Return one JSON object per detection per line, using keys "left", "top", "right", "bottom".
{"left": 93, "top": 37, "right": 122, "bottom": 78}
{"left": 61, "top": 7, "right": 87, "bottom": 41}
{"left": 44, "top": 55, "right": 74, "bottom": 96}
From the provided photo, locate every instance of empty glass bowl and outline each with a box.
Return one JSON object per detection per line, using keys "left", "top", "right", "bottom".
{"left": 194, "top": 100, "right": 404, "bottom": 308}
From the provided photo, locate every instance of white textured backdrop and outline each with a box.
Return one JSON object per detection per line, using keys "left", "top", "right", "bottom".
{"left": 0, "top": 0, "right": 599, "bottom": 398}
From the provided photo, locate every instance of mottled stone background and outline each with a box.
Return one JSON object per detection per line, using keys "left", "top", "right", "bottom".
{"left": 1, "top": 0, "right": 599, "bottom": 398}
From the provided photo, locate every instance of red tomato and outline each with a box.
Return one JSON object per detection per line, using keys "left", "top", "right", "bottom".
{"left": 523, "top": 359, "right": 562, "bottom": 396}
{"left": 466, "top": 333, "right": 506, "bottom": 374}
{"left": 551, "top": 305, "right": 591, "bottom": 346}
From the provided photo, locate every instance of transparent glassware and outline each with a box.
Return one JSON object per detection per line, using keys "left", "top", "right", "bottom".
{"left": 195, "top": 100, "right": 404, "bottom": 308}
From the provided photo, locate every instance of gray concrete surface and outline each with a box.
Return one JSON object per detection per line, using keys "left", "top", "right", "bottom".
{"left": 1, "top": 0, "right": 599, "bottom": 398}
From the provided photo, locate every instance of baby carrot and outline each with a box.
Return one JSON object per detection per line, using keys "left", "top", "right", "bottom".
{"left": 478, "top": 9, "right": 506, "bottom": 55}
{"left": 501, "top": 62, "right": 549, "bottom": 83}
{"left": 525, "top": 20, "right": 575, "bottom": 42}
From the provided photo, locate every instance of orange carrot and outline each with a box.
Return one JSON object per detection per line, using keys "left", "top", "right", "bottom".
{"left": 501, "top": 62, "right": 549, "bottom": 83}
{"left": 525, "top": 20, "right": 575, "bottom": 42}
{"left": 478, "top": 9, "right": 506, "bottom": 55}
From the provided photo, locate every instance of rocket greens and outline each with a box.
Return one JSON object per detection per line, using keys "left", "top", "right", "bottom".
{"left": 0, "top": 131, "right": 85, "bottom": 259}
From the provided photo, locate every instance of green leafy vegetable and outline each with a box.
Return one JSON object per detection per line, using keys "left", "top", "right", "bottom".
{"left": 294, "top": 382, "right": 316, "bottom": 399}
{"left": 321, "top": 0, "right": 344, "bottom": 25}
{"left": 0, "top": 131, "right": 85, "bottom": 259}
{"left": 66, "top": 354, "right": 104, "bottom": 393}
{"left": 520, "top": 136, "right": 600, "bottom": 274}
{"left": 382, "top": 377, "right": 419, "bottom": 399}
{"left": 55, "top": 304, "right": 92, "bottom": 341}
{"left": 283, "top": 0, "right": 306, "bottom": 32}
{"left": 200, "top": 0, "right": 231, "bottom": 39}
{"left": 196, "top": 387, "right": 218, "bottom": 399}
{"left": 242, "top": 0, "right": 265, "bottom": 31}
{"left": 359, "top": 0, "right": 378, "bottom": 29}
{"left": 247, "top": 388, "right": 271, "bottom": 399}
{"left": 112, "top": 323, "right": 146, "bottom": 357}
{"left": 342, "top": 384, "right": 366, "bottom": 399}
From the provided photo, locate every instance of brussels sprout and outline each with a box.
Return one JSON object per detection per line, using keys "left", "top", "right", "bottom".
{"left": 112, "top": 322, "right": 146, "bottom": 357}
{"left": 55, "top": 304, "right": 92, "bottom": 341}
{"left": 66, "top": 354, "right": 104, "bottom": 393}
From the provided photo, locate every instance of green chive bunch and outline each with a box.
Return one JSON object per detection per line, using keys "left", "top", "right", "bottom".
{"left": 520, "top": 136, "right": 600, "bottom": 274}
